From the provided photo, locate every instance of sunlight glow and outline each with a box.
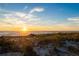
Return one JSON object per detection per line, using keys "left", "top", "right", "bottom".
{"left": 21, "top": 26, "right": 28, "bottom": 32}
{"left": 19, "top": 26, "right": 29, "bottom": 36}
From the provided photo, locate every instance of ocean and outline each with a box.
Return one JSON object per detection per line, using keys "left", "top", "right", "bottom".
{"left": 0, "top": 31, "right": 79, "bottom": 36}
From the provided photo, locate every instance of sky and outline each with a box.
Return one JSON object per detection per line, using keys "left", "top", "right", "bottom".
{"left": 0, "top": 3, "right": 79, "bottom": 31}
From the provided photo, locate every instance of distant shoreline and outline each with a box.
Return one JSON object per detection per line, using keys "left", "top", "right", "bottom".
{"left": 0, "top": 31, "right": 78, "bottom": 36}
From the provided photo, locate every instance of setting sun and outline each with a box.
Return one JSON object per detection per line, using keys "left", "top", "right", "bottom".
{"left": 21, "top": 26, "right": 28, "bottom": 32}
{"left": 19, "top": 26, "right": 30, "bottom": 36}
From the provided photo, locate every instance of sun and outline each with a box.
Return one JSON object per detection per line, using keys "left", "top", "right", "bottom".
{"left": 21, "top": 26, "right": 28, "bottom": 32}
{"left": 19, "top": 26, "right": 29, "bottom": 36}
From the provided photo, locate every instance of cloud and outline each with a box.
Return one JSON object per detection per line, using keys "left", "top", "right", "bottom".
{"left": 29, "top": 7, "right": 44, "bottom": 14}
{"left": 23, "top": 6, "right": 28, "bottom": 11}
{"left": 0, "top": 6, "right": 45, "bottom": 29}
{"left": 67, "top": 17, "right": 79, "bottom": 22}
{"left": 3, "top": 13, "right": 28, "bottom": 26}
{"left": 63, "top": 17, "right": 79, "bottom": 27}
{"left": 15, "top": 12, "right": 26, "bottom": 18}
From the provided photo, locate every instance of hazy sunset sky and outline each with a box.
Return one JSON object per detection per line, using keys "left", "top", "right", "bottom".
{"left": 0, "top": 3, "right": 79, "bottom": 31}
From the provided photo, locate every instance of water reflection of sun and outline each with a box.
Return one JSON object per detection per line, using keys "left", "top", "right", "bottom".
{"left": 19, "top": 26, "right": 30, "bottom": 36}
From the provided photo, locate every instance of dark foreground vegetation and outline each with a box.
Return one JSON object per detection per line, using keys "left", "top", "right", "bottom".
{"left": 0, "top": 32, "right": 79, "bottom": 56}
